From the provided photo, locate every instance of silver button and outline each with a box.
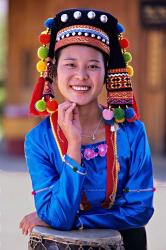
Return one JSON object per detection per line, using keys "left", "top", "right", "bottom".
{"left": 87, "top": 11, "right": 96, "bottom": 19}
{"left": 61, "top": 14, "right": 68, "bottom": 22}
{"left": 100, "top": 15, "right": 108, "bottom": 23}
{"left": 73, "top": 11, "right": 82, "bottom": 19}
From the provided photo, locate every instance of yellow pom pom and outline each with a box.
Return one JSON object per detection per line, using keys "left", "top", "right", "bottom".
{"left": 41, "top": 29, "right": 50, "bottom": 34}
{"left": 36, "top": 60, "right": 46, "bottom": 73}
{"left": 127, "top": 65, "right": 134, "bottom": 77}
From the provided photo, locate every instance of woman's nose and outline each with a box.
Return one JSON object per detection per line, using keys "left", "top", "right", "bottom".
{"left": 75, "top": 68, "right": 88, "bottom": 80}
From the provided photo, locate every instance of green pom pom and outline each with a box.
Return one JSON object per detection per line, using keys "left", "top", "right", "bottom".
{"left": 114, "top": 108, "right": 125, "bottom": 119}
{"left": 123, "top": 52, "right": 132, "bottom": 63}
{"left": 73, "top": 167, "right": 78, "bottom": 172}
{"left": 124, "top": 188, "right": 129, "bottom": 193}
{"left": 35, "top": 99, "right": 46, "bottom": 112}
{"left": 37, "top": 47, "right": 49, "bottom": 60}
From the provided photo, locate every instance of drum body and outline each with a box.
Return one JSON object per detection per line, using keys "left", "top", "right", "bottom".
{"left": 28, "top": 226, "right": 124, "bottom": 250}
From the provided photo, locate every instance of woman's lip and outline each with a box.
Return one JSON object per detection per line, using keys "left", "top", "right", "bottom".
{"left": 70, "top": 85, "right": 91, "bottom": 91}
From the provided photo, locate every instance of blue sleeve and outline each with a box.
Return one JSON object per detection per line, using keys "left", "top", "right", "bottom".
{"left": 74, "top": 121, "right": 154, "bottom": 230}
{"left": 25, "top": 127, "right": 87, "bottom": 230}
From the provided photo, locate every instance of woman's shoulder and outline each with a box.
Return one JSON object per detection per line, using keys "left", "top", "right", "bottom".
{"left": 119, "top": 119, "right": 146, "bottom": 133}
{"left": 26, "top": 116, "right": 51, "bottom": 139}
{"left": 118, "top": 119, "right": 147, "bottom": 143}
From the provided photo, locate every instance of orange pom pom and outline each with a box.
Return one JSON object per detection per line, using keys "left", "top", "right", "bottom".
{"left": 36, "top": 60, "right": 46, "bottom": 72}
{"left": 127, "top": 65, "right": 134, "bottom": 77}
{"left": 46, "top": 99, "right": 58, "bottom": 113}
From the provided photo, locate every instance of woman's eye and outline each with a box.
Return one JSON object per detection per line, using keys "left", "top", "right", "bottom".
{"left": 65, "top": 63, "right": 76, "bottom": 68}
{"left": 89, "top": 64, "right": 99, "bottom": 69}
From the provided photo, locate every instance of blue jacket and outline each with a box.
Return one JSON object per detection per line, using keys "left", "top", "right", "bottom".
{"left": 25, "top": 117, "right": 154, "bottom": 230}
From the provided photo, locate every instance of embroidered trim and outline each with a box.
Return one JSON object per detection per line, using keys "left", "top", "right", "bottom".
{"left": 56, "top": 25, "right": 109, "bottom": 43}
{"left": 32, "top": 185, "right": 54, "bottom": 195}
{"left": 123, "top": 187, "right": 156, "bottom": 193}
{"left": 63, "top": 156, "right": 87, "bottom": 176}
{"left": 55, "top": 36, "right": 110, "bottom": 55}
{"left": 50, "top": 112, "right": 68, "bottom": 160}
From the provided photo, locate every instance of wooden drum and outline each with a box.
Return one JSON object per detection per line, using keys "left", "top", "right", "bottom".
{"left": 28, "top": 226, "right": 124, "bottom": 250}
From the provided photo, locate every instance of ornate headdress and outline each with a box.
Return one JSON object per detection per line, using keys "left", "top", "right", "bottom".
{"left": 29, "top": 8, "right": 139, "bottom": 124}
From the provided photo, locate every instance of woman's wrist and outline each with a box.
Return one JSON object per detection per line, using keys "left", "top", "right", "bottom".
{"left": 67, "top": 143, "right": 81, "bottom": 164}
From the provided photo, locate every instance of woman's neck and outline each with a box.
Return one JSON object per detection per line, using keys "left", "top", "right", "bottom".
{"left": 78, "top": 101, "right": 102, "bottom": 127}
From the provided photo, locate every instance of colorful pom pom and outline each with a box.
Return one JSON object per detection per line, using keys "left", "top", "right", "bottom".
{"left": 117, "top": 23, "right": 125, "bottom": 33}
{"left": 119, "top": 38, "right": 129, "bottom": 49}
{"left": 127, "top": 65, "right": 134, "bottom": 77}
{"left": 46, "top": 99, "right": 58, "bottom": 113}
{"left": 44, "top": 18, "right": 54, "bottom": 29}
{"left": 102, "top": 109, "right": 114, "bottom": 120}
{"left": 125, "top": 107, "right": 137, "bottom": 122}
{"left": 35, "top": 99, "right": 46, "bottom": 112}
{"left": 125, "top": 107, "right": 135, "bottom": 119}
{"left": 123, "top": 52, "right": 132, "bottom": 63}
{"left": 39, "top": 33, "right": 51, "bottom": 45}
{"left": 36, "top": 60, "right": 47, "bottom": 72}
{"left": 114, "top": 108, "right": 125, "bottom": 123}
{"left": 37, "top": 47, "right": 49, "bottom": 60}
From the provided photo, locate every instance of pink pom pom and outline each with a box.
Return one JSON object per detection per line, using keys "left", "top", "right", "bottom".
{"left": 102, "top": 109, "right": 114, "bottom": 120}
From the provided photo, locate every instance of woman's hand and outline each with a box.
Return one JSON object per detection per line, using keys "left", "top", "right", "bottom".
{"left": 19, "top": 211, "right": 49, "bottom": 235}
{"left": 58, "top": 101, "right": 81, "bottom": 144}
{"left": 58, "top": 101, "right": 82, "bottom": 164}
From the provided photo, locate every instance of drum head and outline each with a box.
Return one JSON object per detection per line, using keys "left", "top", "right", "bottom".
{"left": 31, "top": 226, "right": 122, "bottom": 246}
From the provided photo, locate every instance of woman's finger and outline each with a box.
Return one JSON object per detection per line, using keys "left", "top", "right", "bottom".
{"left": 21, "top": 222, "right": 29, "bottom": 235}
{"left": 58, "top": 102, "right": 72, "bottom": 124}
{"left": 64, "top": 103, "right": 76, "bottom": 122}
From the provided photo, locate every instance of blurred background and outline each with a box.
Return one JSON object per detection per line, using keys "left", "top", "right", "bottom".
{"left": 0, "top": 0, "right": 166, "bottom": 249}
{"left": 0, "top": 0, "right": 166, "bottom": 155}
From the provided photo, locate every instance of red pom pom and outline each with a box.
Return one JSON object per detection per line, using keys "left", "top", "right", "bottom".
{"left": 119, "top": 38, "right": 129, "bottom": 49}
{"left": 39, "top": 33, "right": 51, "bottom": 45}
{"left": 32, "top": 191, "right": 36, "bottom": 195}
{"left": 29, "top": 77, "right": 49, "bottom": 116}
{"left": 46, "top": 99, "right": 58, "bottom": 113}
{"left": 153, "top": 187, "right": 156, "bottom": 192}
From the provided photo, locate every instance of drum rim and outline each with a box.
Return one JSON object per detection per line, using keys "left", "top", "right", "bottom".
{"left": 30, "top": 227, "right": 122, "bottom": 246}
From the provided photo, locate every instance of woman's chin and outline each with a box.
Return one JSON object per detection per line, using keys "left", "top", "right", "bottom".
{"left": 65, "top": 96, "right": 91, "bottom": 106}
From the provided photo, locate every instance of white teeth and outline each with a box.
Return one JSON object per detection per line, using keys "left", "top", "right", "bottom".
{"left": 71, "top": 86, "right": 90, "bottom": 91}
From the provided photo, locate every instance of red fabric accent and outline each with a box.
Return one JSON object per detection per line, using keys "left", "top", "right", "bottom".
{"left": 81, "top": 191, "right": 92, "bottom": 210}
{"left": 29, "top": 77, "right": 49, "bottom": 116}
{"left": 51, "top": 112, "right": 68, "bottom": 155}
{"left": 132, "top": 94, "right": 140, "bottom": 119}
{"left": 105, "top": 125, "right": 114, "bottom": 202}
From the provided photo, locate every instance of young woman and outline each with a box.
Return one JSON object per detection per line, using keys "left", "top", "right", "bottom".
{"left": 19, "top": 8, "right": 154, "bottom": 250}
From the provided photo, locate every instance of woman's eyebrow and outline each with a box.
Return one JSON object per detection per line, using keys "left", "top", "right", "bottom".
{"left": 63, "top": 58, "right": 76, "bottom": 61}
{"left": 63, "top": 58, "right": 101, "bottom": 62}
{"left": 89, "top": 59, "right": 100, "bottom": 63}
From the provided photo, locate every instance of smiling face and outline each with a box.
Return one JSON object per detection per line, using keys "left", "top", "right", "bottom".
{"left": 56, "top": 45, "right": 105, "bottom": 106}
